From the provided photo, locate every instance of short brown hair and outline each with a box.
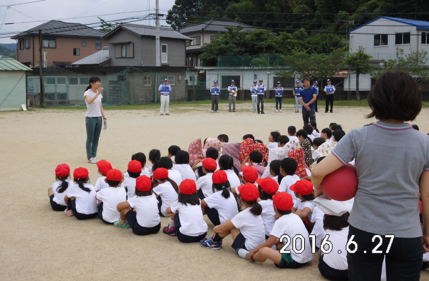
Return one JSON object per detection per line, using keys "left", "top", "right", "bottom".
{"left": 367, "top": 71, "right": 422, "bottom": 121}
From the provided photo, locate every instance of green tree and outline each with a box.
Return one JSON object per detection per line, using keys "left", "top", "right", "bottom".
{"left": 345, "top": 46, "right": 372, "bottom": 100}
{"left": 98, "top": 17, "right": 120, "bottom": 33}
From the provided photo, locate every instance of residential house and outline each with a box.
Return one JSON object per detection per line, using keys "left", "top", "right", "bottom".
{"left": 179, "top": 19, "right": 256, "bottom": 67}
{"left": 12, "top": 20, "right": 108, "bottom": 67}
{"left": 0, "top": 58, "right": 32, "bottom": 110}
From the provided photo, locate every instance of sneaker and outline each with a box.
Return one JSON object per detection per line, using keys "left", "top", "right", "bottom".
{"left": 114, "top": 220, "right": 130, "bottom": 228}
{"left": 163, "top": 226, "right": 175, "bottom": 235}
{"left": 233, "top": 110, "right": 235, "bottom": 112}
{"left": 229, "top": 110, "right": 231, "bottom": 112}
{"left": 236, "top": 248, "right": 249, "bottom": 259}
{"left": 330, "top": 110, "right": 333, "bottom": 113}
{"left": 261, "top": 112, "right": 265, "bottom": 114}
{"left": 166, "top": 113, "right": 170, "bottom": 116}
{"left": 212, "top": 110, "right": 214, "bottom": 113}
{"left": 280, "top": 109, "right": 282, "bottom": 112}
{"left": 200, "top": 237, "right": 222, "bottom": 250}
{"left": 64, "top": 208, "right": 73, "bottom": 216}
{"left": 276, "top": 110, "right": 278, "bottom": 112}
{"left": 325, "top": 111, "right": 328, "bottom": 113}
{"left": 169, "top": 232, "right": 177, "bottom": 237}
{"left": 216, "top": 111, "right": 219, "bottom": 113}
{"left": 88, "top": 158, "right": 97, "bottom": 164}
{"left": 160, "top": 113, "right": 164, "bottom": 116}
{"left": 93, "top": 157, "right": 99, "bottom": 162}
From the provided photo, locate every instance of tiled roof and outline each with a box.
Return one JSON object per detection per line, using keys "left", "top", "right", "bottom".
{"left": 179, "top": 19, "right": 256, "bottom": 34}
{"left": 0, "top": 58, "right": 32, "bottom": 71}
{"left": 103, "top": 24, "right": 191, "bottom": 40}
{"left": 12, "top": 20, "right": 106, "bottom": 39}
{"left": 72, "top": 47, "right": 110, "bottom": 65}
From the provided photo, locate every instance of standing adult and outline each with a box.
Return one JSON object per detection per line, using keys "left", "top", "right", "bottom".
{"left": 299, "top": 78, "right": 317, "bottom": 126}
{"left": 257, "top": 78, "right": 266, "bottom": 114}
{"left": 312, "top": 71, "right": 428, "bottom": 281}
{"left": 228, "top": 80, "right": 237, "bottom": 112}
{"left": 293, "top": 80, "right": 303, "bottom": 113}
{"left": 211, "top": 80, "right": 220, "bottom": 113}
{"left": 84, "top": 77, "right": 106, "bottom": 164}
{"left": 159, "top": 78, "right": 171, "bottom": 116}
{"left": 324, "top": 79, "right": 336, "bottom": 113}
{"left": 312, "top": 81, "right": 319, "bottom": 112}
{"left": 275, "top": 81, "right": 283, "bottom": 113}
{"left": 251, "top": 80, "right": 258, "bottom": 113}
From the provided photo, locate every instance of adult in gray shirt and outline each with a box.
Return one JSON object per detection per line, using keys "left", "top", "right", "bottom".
{"left": 312, "top": 71, "right": 428, "bottom": 281}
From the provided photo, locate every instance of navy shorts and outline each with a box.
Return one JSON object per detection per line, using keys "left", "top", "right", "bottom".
{"left": 49, "top": 194, "right": 67, "bottom": 211}
{"left": 156, "top": 196, "right": 168, "bottom": 217}
{"left": 205, "top": 206, "right": 220, "bottom": 226}
{"left": 97, "top": 202, "right": 113, "bottom": 224}
{"left": 197, "top": 189, "right": 205, "bottom": 200}
{"left": 231, "top": 232, "right": 247, "bottom": 250}
{"left": 125, "top": 210, "right": 161, "bottom": 235}
{"left": 174, "top": 213, "right": 207, "bottom": 243}
{"left": 68, "top": 199, "right": 97, "bottom": 220}
{"left": 318, "top": 255, "right": 348, "bottom": 280}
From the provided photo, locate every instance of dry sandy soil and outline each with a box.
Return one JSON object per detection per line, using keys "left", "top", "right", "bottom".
{"left": 1, "top": 102, "right": 428, "bottom": 280}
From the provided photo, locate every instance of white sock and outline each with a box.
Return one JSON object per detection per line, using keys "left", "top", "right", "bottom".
{"left": 168, "top": 219, "right": 175, "bottom": 228}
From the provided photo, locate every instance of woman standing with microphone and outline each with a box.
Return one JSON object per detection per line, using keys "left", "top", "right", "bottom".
{"left": 84, "top": 77, "right": 107, "bottom": 164}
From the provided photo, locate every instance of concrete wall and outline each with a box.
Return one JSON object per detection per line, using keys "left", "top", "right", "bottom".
{"left": 0, "top": 71, "right": 27, "bottom": 110}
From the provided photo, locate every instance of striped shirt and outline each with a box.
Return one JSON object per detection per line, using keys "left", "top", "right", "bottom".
{"left": 84, "top": 89, "right": 103, "bottom": 117}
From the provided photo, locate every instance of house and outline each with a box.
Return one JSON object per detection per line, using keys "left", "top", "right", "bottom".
{"left": 101, "top": 23, "right": 191, "bottom": 67}
{"left": 0, "top": 58, "right": 32, "bottom": 110}
{"left": 349, "top": 16, "right": 429, "bottom": 61}
{"left": 12, "top": 20, "right": 108, "bottom": 67}
{"left": 179, "top": 19, "right": 256, "bottom": 67}
{"left": 72, "top": 46, "right": 110, "bottom": 66}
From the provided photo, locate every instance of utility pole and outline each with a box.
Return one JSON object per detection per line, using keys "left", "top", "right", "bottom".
{"left": 38, "top": 29, "right": 44, "bottom": 106}
{"left": 155, "top": 0, "right": 160, "bottom": 67}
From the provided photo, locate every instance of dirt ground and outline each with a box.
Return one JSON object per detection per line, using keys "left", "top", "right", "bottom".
{"left": 1, "top": 102, "right": 428, "bottom": 280}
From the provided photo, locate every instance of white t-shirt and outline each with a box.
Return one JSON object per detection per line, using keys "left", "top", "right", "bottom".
{"left": 312, "top": 149, "right": 319, "bottom": 161}
{"left": 196, "top": 173, "right": 214, "bottom": 198}
{"left": 93, "top": 176, "right": 109, "bottom": 192}
{"left": 170, "top": 201, "right": 207, "bottom": 236}
{"left": 204, "top": 190, "right": 238, "bottom": 224}
{"left": 259, "top": 199, "right": 276, "bottom": 236}
{"left": 84, "top": 89, "right": 102, "bottom": 117}
{"left": 224, "top": 169, "right": 240, "bottom": 188}
{"left": 310, "top": 206, "right": 324, "bottom": 248}
{"left": 271, "top": 175, "right": 279, "bottom": 185}
{"left": 168, "top": 169, "right": 183, "bottom": 186}
{"left": 270, "top": 213, "right": 313, "bottom": 263}
{"left": 121, "top": 176, "right": 137, "bottom": 199}
{"left": 173, "top": 164, "right": 197, "bottom": 182}
{"left": 153, "top": 181, "right": 178, "bottom": 216}
{"left": 124, "top": 167, "right": 151, "bottom": 179}
{"left": 323, "top": 227, "right": 349, "bottom": 270}
{"left": 95, "top": 186, "right": 127, "bottom": 223}
{"left": 279, "top": 175, "right": 300, "bottom": 203}
{"left": 288, "top": 136, "right": 299, "bottom": 143}
{"left": 312, "top": 130, "right": 321, "bottom": 139}
{"left": 294, "top": 198, "right": 315, "bottom": 222}
{"left": 231, "top": 208, "right": 265, "bottom": 251}
{"left": 51, "top": 180, "right": 72, "bottom": 205}
{"left": 267, "top": 142, "right": 278, "bottom": 151}
{"left": 66, "top": 182, "right": 98, "bottom": 215}
{"left": 147, "top": 165, "right": 154, "bottom": 177}
{"left": 127, "top": 194, "right": 160, "bottom": 228}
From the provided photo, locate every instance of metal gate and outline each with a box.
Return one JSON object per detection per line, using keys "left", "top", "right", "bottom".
{"left": 27, "top": 76, "right": 69, "bottom": 103}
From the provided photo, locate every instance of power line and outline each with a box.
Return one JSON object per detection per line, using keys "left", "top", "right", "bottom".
{"left": 0, "top": 6, "right": 10, "bottom": 32}
{"left": 77, "top": 0, "right": 115, "bottom": 17}
{"left": 0, "top": 0, "right": 44, "bottom": 8}
{"left": 9, "top": 6, "right": 41, "bottom": 22}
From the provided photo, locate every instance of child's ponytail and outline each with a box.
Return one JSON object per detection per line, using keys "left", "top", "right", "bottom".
{"left": 212, "top": 180, "right": 231, "bottom": 199}
{"left": 249, "top": 201, "right": 262, "bottom": 216}
{"left": 56, "top": 176, "right": 69, "bottom": 193}
{"left": 75, "top": 178, "right": 91, "bottom": 193}
{"left": 166, "top": 177, "right": 179, "bottom": 194}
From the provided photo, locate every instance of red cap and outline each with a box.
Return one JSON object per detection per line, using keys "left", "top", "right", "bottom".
{"left": 202, "top": 158, "right": 217, "bottom": 170}
{"left": 106, "top": 169, "right": 122, "bottom": 181}
{"left": 96, "top": 160, "right": 112, "bottom": 176}
{"left": 55, "top": 163, "right": 70, "bottom": 178}
{"left": 136, "top": 175, "right": 152, "bottom": 192}
{"left": 290, "top": 180, "right": 314, "bottom": 196}
{"left": 179, "top": 179, "right": 197, "bottom": 195}
{"left": 73, "top": 167, "right": 89, "bottom": 179}
{"left": 212, "top": 170, "right": 228, "bottom": 184}
{"left": 273, "top": 192, "right": 293, "bottom": 211}
{"left": 242, "top": 166, "right": 258, "bottom": 183}
{"left": 238, "top": 183, "right": 260, "bottom": 202}
{"left": 153, "top": 168, "right": 168, "bottom": 180}
{"left": 256, "top": 177, "right": 279, "bottom": 194}
{"left": 128, "top": 160, "right": 142, "bottom": 173}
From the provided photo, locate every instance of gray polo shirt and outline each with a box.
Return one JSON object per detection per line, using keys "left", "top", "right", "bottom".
{"left": 332, "top": 121, "right": 429, "bottom": 238}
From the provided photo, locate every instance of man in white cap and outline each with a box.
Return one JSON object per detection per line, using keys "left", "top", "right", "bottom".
{"left": 311, "top": 80, "right": 319, "bottom": 112}
{"left": 293, "top": 80, "right": 303, "bottom": 113}
{"left": 228, "top": 80, "right": 237, "bottom": 112}
{"left": 324, "top": 79, "right": 336, "bottom": 113}
{"left": 257, "top": 78, "right": 266, "bottom": 114}
{"left": 210, "top": 80, "right": 220, "bottom": 113}
{"left": 158, "top": 77, "right": 171, "bottom": 116}
{"left": 250, "top": 80, "right": 258, "bottom": 113}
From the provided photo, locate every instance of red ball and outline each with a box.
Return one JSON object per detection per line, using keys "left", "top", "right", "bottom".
{"left": 321, "top": 164, "right": 358, "bottom": 201}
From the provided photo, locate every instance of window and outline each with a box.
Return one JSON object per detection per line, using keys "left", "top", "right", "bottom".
{"left": 25, "top": 38, "right": 30, "bottom": 49}
{"left": 69, "top": 78, "right": 78, "bottom": 85}
{"left": 19, "top": 40, "right": 24, "bottom": 50}
{"left": 42, "top": 37, "right": 56, "bottom": 48}
{"left": 422, "top": 32, "right": 429, "bottom": 44}
{"left": 95, "top": 41, "right": 102, "bottom": 50}
{"left": 167, "top": 75, "right": 175, "bottom": 85}
{"left": 374, "top": 34, "right": 388, "bottom": 46}
{"left": 161, "top": 44, "right": 168, "bottom": 63}
{"left": 121, "top": 44, "right": 127, "bottom": 58}
{"left": 80, "top": 78, "right": 89, "bottom": 85}
{"left": 73, "top": 48, "right": 80, "bottom": 56}
{"left": 46, "top": 77, "right": 56, "bottom": 84}
{"left": 210, "top": 35, "right": 217, "bottom": 43}
{"left": 57, "top": 77, "right": 66, "bottom": 84}
{"left": 395, "top": 32, "right": 411, "bottom": 44}
{"left": 115, "top": 43, "right": 134, "bottom": 58}
{"left": 189, "top": 36, "right": 201, "bottom": 46}
{"left": 143, "top": 75, "right": 152, "bottom": 86}
{"left": 81, "top": 41, "right": 87, "bottom": 47}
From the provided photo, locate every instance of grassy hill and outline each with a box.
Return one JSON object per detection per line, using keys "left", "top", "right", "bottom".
{"left": 0, "top": 44, "right": 15, "bottom": 58}
{"left": 0, "top": 43, "right": 16, "bottom": 51}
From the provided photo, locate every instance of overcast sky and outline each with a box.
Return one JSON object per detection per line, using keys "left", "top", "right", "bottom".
{"left": 0, "top": 0, "right": 176, "bottom": 43}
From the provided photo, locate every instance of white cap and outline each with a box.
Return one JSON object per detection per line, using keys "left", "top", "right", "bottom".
{"left": 313, "top": 195, "right": 352, "bottom": 216}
